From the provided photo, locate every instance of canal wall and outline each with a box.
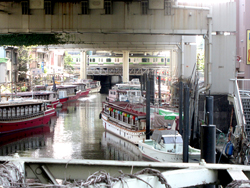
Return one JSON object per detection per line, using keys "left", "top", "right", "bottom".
{"left": 198, "top": 94, "right": 237, "bottom": 133}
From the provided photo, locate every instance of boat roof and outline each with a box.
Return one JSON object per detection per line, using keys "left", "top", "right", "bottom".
{"left": 17, "top": 91, "right": 56, "bottom": 96}
{"left": 56, "top": 85, "right": 77, "bottom": 89}
{"left": 0, "top": 100, "right": 44, "bottom": 107}
{"left": 151, "top": 130, "right": 179, "bottom": 143}
{"left": 106, "top": 101, "right": 146, "bottom": 117}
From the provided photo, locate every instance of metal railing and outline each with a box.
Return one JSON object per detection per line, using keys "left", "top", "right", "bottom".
{"left": 230, "top": 78, "right": 247, "bottom": 132}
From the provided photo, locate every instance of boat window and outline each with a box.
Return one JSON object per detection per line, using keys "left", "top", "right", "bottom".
{"left": 163, "top": 136, "right": 183, "bottom": 144}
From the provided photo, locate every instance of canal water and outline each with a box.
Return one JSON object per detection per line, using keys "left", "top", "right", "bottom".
{"left": 0, "top": 93, "right": 142, "bottom": 161}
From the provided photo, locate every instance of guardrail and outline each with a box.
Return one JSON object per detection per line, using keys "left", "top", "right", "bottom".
{"left": 230, "top": 79, "right": 247, "bottom": 133}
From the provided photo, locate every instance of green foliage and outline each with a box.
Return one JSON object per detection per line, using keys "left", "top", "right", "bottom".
{"left": 0, "top": 34, "right": 65, "bottom": 46}
{"left": 44, "top": 67, "right": 48, "bottom": 74}
{"left": 17, "top": 46, "right": 31, "bottom": 82}
{"left": 21, "top": 86, "right": 27, "bottom": 92}
{"left": 64, "top": 51, "right": 74, "bottom": 74}
{"left": 197, "top": 53, "right": 204, "bottom": 71}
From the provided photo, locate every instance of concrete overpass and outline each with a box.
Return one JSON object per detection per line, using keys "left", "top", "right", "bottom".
{"left": 0, "top": 0, "right": 236, "bottom": 95}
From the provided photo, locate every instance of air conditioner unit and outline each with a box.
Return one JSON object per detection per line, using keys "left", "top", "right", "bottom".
{"left": 30, "top": 0, "right": 44, "bottom": 9}
{"left": 89, "top": 0, "right": 104, "bottom": 9}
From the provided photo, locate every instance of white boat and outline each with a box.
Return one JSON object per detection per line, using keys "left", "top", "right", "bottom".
{"left": 138, "top": 129, "right": 201, "bottom": 163}
{"left": 100, "top": 99, "right": 180, "bottom": 145}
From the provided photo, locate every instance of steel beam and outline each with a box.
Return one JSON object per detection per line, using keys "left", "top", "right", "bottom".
{"left": 0, "top": 156, "right": 250, "bottom": 187}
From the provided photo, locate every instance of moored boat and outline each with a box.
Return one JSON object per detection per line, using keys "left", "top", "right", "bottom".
{"left": 80, "top": 79, "right": 101, "bottom": 93}
{"left": 100, "top": 99, "right": 179, "bottom": 145}
{"left": 138, "top": 129, "right": 201, "bottom": 163}
{"left": 65, "top": 82, "right": 89, "bottom": 98}
{"left": 0, "top": 99, "right": 56, "bottom": 134}
{"left": 47, "top": 85, "right": 79, "bottom": 103}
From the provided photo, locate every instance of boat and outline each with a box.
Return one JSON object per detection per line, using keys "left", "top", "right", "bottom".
{"left": 100, "top": 99, "right": 179, "bottom": 145}
{"left": 138, "top": 129, "right": 201, "bottom": 163}
{"left": 0, "top": 99, "right": 56, "bottom": 134}
{"left": 47, "top": 84, "right": 78, "bottom": 104}
{"left": 80, "top": 79, "right": 101, "bottom": 93}
{"left": 107, "top": 78, "right": 142, "bottom": 102}
{"left": 64, "top": 82, "right": 89, "bottom": 98}
{"left": 1, "top": 91, "right": 62, "bottom": 109}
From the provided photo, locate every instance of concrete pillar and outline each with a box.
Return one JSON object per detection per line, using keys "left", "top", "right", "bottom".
{"left": 122, "top": 51, "right": 129, "bottom": 83}
{"left": 80, "top": 51, "right": 87, "bottom": 80}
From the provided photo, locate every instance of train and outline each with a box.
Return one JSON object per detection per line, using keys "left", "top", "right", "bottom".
{"left": 88, "top": 55, "right": 170, "bottom": 66}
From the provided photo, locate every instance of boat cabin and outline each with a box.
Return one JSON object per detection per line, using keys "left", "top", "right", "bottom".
{"left": 102, "top": 101, "right": 147, "bottom": 130}
{"left": 151, "top": 130, "right": 183, "bottom": 153}
{"left": 47, "top": 85, "right": 77, "bottom": 98}
{"left": 0, "top": 100, "right": 47, "bottom": 120}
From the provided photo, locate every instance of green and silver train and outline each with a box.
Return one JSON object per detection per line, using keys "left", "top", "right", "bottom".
{"left": 88, "top": 55, "right": 170, "bottom": 66}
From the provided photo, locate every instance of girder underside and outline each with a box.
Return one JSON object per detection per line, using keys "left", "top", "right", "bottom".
{"left": 1, "top": 156, "right": 250, "bottom": 187}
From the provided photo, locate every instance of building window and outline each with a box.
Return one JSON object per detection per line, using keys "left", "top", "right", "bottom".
{"left": 104, "top": 0, "right": 112, "bottom": 15}
{"left": 165, "top": 0, "right": 171, "bottom": 16}
{"left": 44, "top": 1, "right": 52, "bottom": 15}
{"left": 141, "top": 1, "right": 148, "bottom": 15}
{"left": 21, "top": 1, "right": 29, "bottom": 15}
{"left": 81, "top": 1, "right": 89, "bottom": 15}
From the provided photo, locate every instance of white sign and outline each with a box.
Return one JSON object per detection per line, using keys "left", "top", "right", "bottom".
{"left": 31, "top": 68, "right": 42, "bottom": 75}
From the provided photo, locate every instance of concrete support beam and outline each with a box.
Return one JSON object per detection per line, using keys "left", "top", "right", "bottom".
{"left": 80, "top": 51, "right": 87, "bottom": 80}
{"left": 122, "top": 51, "right": 129, "bottom": 83}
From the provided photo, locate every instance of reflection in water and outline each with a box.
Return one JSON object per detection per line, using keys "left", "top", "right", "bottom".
{"left": 0, "top": 93, "right": 144, "bottom": 161}
{"left": 101, "top": 131, "right": 142, "bottom": 161}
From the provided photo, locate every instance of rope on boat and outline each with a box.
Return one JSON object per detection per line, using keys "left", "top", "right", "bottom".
{"left": 226, "top": 180, "right": 250, "bottom": 188}
{"left": 0, "top": 161, "right": 171, "bottom": 188}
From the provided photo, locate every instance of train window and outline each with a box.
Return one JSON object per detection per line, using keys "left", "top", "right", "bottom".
{"left": 21, "top": 1, "right": 29, "bottom": 15}
{"left": 153, "top": 58, "right": 156, "bottom": 62}
{"left": 93, "top": 58, "right": 95, "bottom": 62}
{"left": 142, "top": 58, "right": 149, "bottom": 62}
{"left": 106, "top": 58, "right": 111, "bottom": 62}
{"left": 44, "top": 1, "right": 52, "bottom": 15}
{"left": 81, "top": 1, "right": 89, "bottom": 15}
{"left": 161, "top": 58, "right": 164, "bottom": 62}
{"left": 89, "top": 58, "right": 92, "bottom": 62}
{"left": 104, "top": 0, "right": 113, "bottom": 15}
{"left": 141, "top": 1, "right": 148, "bottom": 15}
{"left": 129, "top": 58, "right": 131, "bottom": 62}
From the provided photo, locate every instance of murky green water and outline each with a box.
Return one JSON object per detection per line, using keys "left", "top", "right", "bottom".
{"left": 0, "top": 93, "right": 142, "bottom": 161}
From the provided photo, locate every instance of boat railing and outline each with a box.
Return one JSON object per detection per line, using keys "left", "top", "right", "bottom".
{"left": 0, "top": 111, "right": 44, "bottom": 121}
{"left": 229, "top": 78, "right": 247, "bottom": 135}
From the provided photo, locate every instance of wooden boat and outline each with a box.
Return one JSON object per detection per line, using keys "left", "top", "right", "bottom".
{"left": 64, "top": 82, "right": 89, "bottom": 98}
{"left": 1, "top": 91, "right": 61, "bottom": 109}
{"left": 100, "top": 100, "right": 179, "bottom": 145}
{"left": 0, "top": 99, "right": 56, "bottom": 134}
{"left": 47, "top": 85, "right": 79, "bottom": 103}
{"left": 138, "top": 129, "right": 201, "bottom": 163}
{"left": 80, "top": 79, "right": 101, "bottom": 93}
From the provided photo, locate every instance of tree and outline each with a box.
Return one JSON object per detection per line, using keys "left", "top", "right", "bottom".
{"left": 17, "top": 46, "right": 32, "bottom": 82}
{"left": 64, "top": 51, "right": 74, "bottom": 74}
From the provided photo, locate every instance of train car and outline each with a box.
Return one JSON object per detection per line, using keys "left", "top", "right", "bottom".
{"left": 88, "top": 55, "right": 170, "bottom": 66}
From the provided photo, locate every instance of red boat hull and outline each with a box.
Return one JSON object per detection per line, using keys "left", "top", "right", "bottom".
{"left": 79, "top": 90, "right": 90, "bottom": 97}
{"left": 59, "top": 97, "right": 68, "bottom": 104}
{"left": 0, "top": 108, "right": 56, "bottom": 134}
